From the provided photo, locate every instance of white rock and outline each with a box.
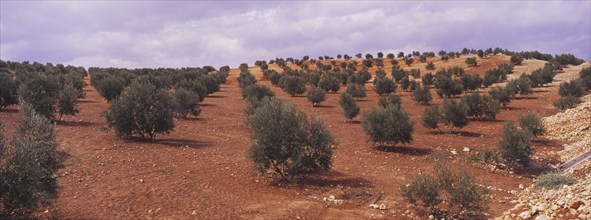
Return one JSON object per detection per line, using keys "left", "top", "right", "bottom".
{"left": 463, "top": 147, "right": 470, "bottom": 152}
{"left": 519, "top": 211, "right": 532, "bottom": 219}
{"left": 519, "top": 184, "right": 525, "bottom": 190}
{"left": 534, "top": 214, "right": 551, "bottom": 220}
{"left": 451, "top": 150, "right": 458, "bottom": 155}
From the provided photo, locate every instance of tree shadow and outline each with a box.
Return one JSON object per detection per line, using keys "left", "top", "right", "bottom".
{"left": 56, "top": 120, "right": 96, "bottom": 127}
{"left": 469, "top": 118, "right": 505, "bottom": 123}
{"left": 514, "top": 96, "right": 537, "bottom": 100}
{"left": 514, "top": 159, "right": 559, "bottom": 177}
{"left": 503, "top": 106, "right": 525, "bottom": 111}
{"left": 0, "top": 108, "right": 19, "bottom": 113}
{"left": 314, "top": 104, "right": 335, "bottom": 109}
{"left": 182, "top": 117, "right": 207, "bottom": 122}
{"left": 207, "top": 95, "right": 226, "bottom": 98}
{"left": 428, "top": 130, "right": 481, "bottom": 137}
{"left": 375, "top": 145, "right": 432, "bottom": 156}
{"left": 78, "top": 99, "right": 98, "bottom": 103}
{"left": 270, "top": 171, "right": 373, "bottom": 189}
{"left": 344, "top": 120, "right": 362, "bottom": 124}
{"left": 199, "top": 103, "right": 216, "bottom": 107}
{"left": 531, "top": 138, "right": 562, "bottom": 148}
{"left": 155, "top": 138, "right": 213, "bottom": 149}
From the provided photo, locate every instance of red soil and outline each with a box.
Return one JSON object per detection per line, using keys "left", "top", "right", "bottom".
{"left": 0, "top": 56, "right": 573, "bottom": 219}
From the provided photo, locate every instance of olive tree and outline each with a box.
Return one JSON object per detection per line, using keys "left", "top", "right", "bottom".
{"left": 465, "top": 57, "right": 478, "bottom": 67}
{"left": 442, "top": 99, "right": 469, "bottom": 132}
{"left": 173, "top": 88, "right": 201, "bottom": 118}
{"left": 307, "top": 87, "right": 326, "bottom": 107}
{"left": 247, "top": 98, "right": 335, "bottom": 181}
{"left": 339, "top": 93, "right": 360, "bottom": 122}
{"left": 104, "top": 80, "right": 175, "bottom": 141}
{"left": 499, "top": 121, "right": 533, "bottom": 169}
{"left": 422, "top": 105, "right": 442, "bottom": 131}
{"left": 0, "top": 72, "right": 19, "bottom": 110}
{"left": 412, "top": 84, "right": 432, "bottom": 104}
{"left": 518, "top": 113, "right": 545, "bottom": 136}
{"left": 17, "top": 73, "right": 59, "bottom": 119}
{"left": 374, "top": 76, "right": 396, "bottom": 96}
{"left": 362, "top": 104, "right": 414, "bottom": 147}
{"left": 279, "top": 75, "right": 307, "bottom": 96}
{"left": 0, "top": 104, "right": 67, "bottom": 218}
{"left": 378, "top": 94, "right": 402, "bottom": 108}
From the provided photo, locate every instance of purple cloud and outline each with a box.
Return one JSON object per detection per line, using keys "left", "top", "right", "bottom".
{"left": 1, "top": 1, "right": 589, "bottom": 68}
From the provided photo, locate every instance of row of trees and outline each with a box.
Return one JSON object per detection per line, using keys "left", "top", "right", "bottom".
{"left": 554, "top": 67, "right": 591, "bottom": 110}
{"left": 97, "top": 66, "right": 229, "bottom": 141}
{"left": 0, "top": 61, "right": 86, "bottom": 121}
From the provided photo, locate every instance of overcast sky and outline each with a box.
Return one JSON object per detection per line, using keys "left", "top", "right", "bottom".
{"left": 1, "top": 1, "right": 590, "bottom": 69}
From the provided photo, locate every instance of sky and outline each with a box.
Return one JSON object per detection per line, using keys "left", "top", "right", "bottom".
{"left": 1, "top": 1, "right": 590, "bottom": 69}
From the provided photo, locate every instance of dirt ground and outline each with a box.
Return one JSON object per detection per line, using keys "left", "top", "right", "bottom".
{"left": 0, "top": 55, "right": 583, "bottom": 219}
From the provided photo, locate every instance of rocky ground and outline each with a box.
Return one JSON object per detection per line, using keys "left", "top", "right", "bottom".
{"left": 497, "top": 81, "right": 591, "bottom": 220}
{"left": 544, "top": 94, "right": 591, "bottom": 161}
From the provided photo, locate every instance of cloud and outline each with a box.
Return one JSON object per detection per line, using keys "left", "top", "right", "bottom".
{"left": 1, "top": 1, "right": 589, "bottom": 69}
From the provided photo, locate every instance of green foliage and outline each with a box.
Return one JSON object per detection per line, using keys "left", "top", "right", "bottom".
{"left": 499, "top": 121, "right": 533, "bottom": 169}
{"left": 318, "top": 74, "right": 341, "bottom": 93}
{"left": 422, "top": 73, "right": 434, "bottom": 86}
{"left": 401, "top": 174, "right": 442, "bottom": 211}
{"left": 176, "top": 79, "right": 208, "bottom": 102}
{"left": 391, "top": 66, "right": 406, "bottom": 83}
{"left": 518, "top": 113, "right": 545, "bottom": 136}
{"left": 307, "top": 87, "right": 326, "bottom": 107}
{"left": 580, "top": 67, "right": 591, "bottom": 91}
{"left": 412, "top": 84, "right": 432, "bottom": 104}
{"left": 362, "top": 104, "right": 414, "bottom": 147}
{"left": 104, "top": 80, "right": 175, "bottom": 141}
{"left": 173, "top": 88, "right": 201, "bottom": 118}
{"left": 95, "top": 75, "right": 126, "bottom": 102}
{"left": 0, "top": 104, "right": 67, "bottom": 217}
{"left": 410, "top": 69, "right": 421, "bottom": 79}
{"left": 460, "top": 74, "right": 482, "bottom": 91}
{"left": 346, "top": 83, "right": 366, "bottom": 98}
{"left": 489, "top": 86, "right": 513, "bottom": 106}
{"left": 238, "top": 71, "right": 257, "bottom": 89}
{"left": 57, "top": 84, "right": 80, "bottom": 121}
{"left": 279, "top": 75, "right": 307, "bottom": 96}
{"left": 17, "top": 73, "right": 59, "bottom": 119}
{"left": 373, "top": 76, "right": 396, "bottom": 96}
{"left": 442, "top": 99, "right": 469, "bottom": 131}
{"left": 558, "top": 80, "right": 584, "bottom": 97}
{"left": 426, "top": 61, "right": 436, "bottom": 70}
{"left": 553, "top": 53, "right": 584, "bottom": 65}
{"left": 535, "top": 172, "right": 577, "bottom": 189}
{"left": 509, "top": 74, "right": 533, "bottom": 97}
{"left": 247, "top": 98, "right": 335, "bottom": 180}
{"left": 422, "top": 105, "right": 442, "bottom": 131}
{"left": 553, "top": 95, "right": 581, "bottom": 110}
{"left": 243, "top": 84, "right": 275, "bottom": 101}
{"left": 405, "top": 58, "right": 414, "bottom": 66}
{"left": 510, "top": 54, "right": 524, "bottom": 65}
{"left": 400, "top": 76, "right": 410, "bottom": 91}
{"left": 460, "top": 92, "right": 500, "bottom": 120}
{"left": 465, "top": 57, "right": 478, "bottom": 67}
{"left": 401, "top": 164, "right": 489, "bottom": 216}
{"left": 0, "top": 72, "right": 19, "bottom": 109}
{"left": 339, "top": 93, "right": 360, "bottom": 121}
{"left": 482, "top": 71, "right": 498, "bottom": 87}
{"left": 355, "top": 68, "right": 372, "bottom": 85}
{"left": 378, "top": 94, "right": 402, "bottom": 108}
{"left": 434, "top": 76, "right": 463, "bottom": 98}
